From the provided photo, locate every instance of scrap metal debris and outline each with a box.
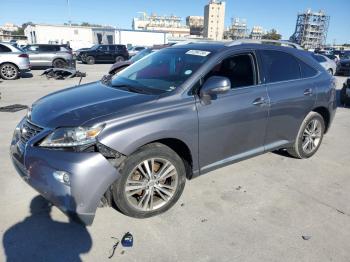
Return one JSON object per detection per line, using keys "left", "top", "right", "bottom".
{"left": 41, "top": 68, "right": 86, "bottom": 81}
{"left": 108, "top": 237, "right": 119, "bottom": 259}
{"left": 0, "top": 104, "right": 28, "bottom": 112}
{"left": 302, "top": 235, "right": 312, "bottom": 240}
{"left": 201, "top": 218, "right": 208, "bottom": 223}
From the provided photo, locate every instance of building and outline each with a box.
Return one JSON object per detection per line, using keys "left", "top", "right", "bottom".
{"left": 1, "top": 22, "right": 20, "bottom": 32}
{"left": 24, "top": 24, "right": 168, "bottom": 50}
{"left": 250, "top": 26, "right": 264, "bottom": 40}
{"left": 224, "top": 17, "right": 247, "bottom": 40}
{"left": 203, "top": 0, "right": 226, "bottom": 40}
{"left": 186, "top": 16, "right": 204, "bottom": 36}
{"left": 290, "top": 9, "right": 330, "bottom": 49}
{"left": 132, "top": 12, "right": 190, "bottom": 37}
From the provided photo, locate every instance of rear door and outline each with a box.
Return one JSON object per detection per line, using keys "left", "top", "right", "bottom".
{"left": 197, "top": 51, "right": 269, "bottom": 172}
{"left": 95, "top": 45, "right": 109, "bottom": 61}
{"left": 258, "top": 49, "right": 317, "bottom": 150}
{"left": 25, "top": 45, "right": 42, "bottom": 66}
{"left": 38, "top": 45, "right": 59, "bottom": 66}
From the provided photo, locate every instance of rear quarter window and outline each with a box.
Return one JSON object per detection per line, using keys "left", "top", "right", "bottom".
{"left": 299, "top": 60, "right": 318, "bottom": 78}
{"left": 0, "top": 44, "right": 12, "bottom": 52}
{"left": 260, "top": 50, "right": 301, "bottom": 83}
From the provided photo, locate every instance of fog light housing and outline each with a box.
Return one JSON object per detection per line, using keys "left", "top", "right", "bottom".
{"left": 53, "top": 171, "right": 71, "bottom": 186}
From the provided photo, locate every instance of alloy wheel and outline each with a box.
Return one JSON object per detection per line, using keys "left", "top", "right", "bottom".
{"left": 302, "top": 119, "right": 322, "bottom": 154}
{"left": 1, "top": 64, "right": 17, "bottom": 80}
{"left": 124, "top": 158, "right": 178, "bottom": 211}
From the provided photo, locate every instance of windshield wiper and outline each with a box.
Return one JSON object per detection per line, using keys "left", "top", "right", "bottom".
{"left": 111, "top": 84, "right": 154, "bottom": 94}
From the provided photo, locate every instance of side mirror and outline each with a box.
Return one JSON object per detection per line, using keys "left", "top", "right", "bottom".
{"left": 200, "top": 76, "right": 231, "bottom": 104}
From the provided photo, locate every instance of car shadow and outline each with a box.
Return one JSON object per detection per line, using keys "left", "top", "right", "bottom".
{"left": 2, "top": 195, "right": 92, "bottom": 262}
{"left": 20, "top": 72, "right": 33, "bottom": 78}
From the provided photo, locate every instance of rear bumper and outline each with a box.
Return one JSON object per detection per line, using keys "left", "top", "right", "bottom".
{"left": 10, "top": 122, "right": 120, "bottom": 225}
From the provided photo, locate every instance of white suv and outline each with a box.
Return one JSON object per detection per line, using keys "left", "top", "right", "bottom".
{"left": 0, "top": 42, "right": 30, "bottom": 80}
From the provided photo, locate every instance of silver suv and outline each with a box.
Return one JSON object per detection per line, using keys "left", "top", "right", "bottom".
{"left": 0, "top": 42, "right": 30, "bottom": 80}
{"left": 23, "top": 44, "right": 73, "bottom": 68}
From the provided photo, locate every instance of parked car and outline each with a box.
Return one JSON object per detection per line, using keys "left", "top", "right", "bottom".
{"left": 10, "top": 41, "right": 337, "bottom": 224}
{"left": 336, "top": 55, "right": 350, "bottom": 76}
{"left": 78, "top": 44, "right": 129, "bottom": 64}
{"left": 128, "top": 46, "right": 146, "bottom": 57}
{"left": 312, "top": 53, "right": 337, "bottom": 75}
{"left": 340, "top": 78, "right": 350, "bottom": 106}
{"left": 0, "top": 42, "right": 30, "bottom": 80}
{"left": 22, "top": 44, "right": 73, "bottom": 68}
{"left": 108, "top": 44, "right": 171, "bottom": 75}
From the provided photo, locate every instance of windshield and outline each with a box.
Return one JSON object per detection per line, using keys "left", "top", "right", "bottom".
{"left": 111, "top": 48, "right": 213, "bottom": 93}
{"left": 129, "top": 48, "right": 153, "bottom": 62}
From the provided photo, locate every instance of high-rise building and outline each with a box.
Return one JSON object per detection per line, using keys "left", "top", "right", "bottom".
{"left": 203, "top": 0, "right": 226, "bottom": 40}
{"left": 186, "top": 16, "right": 204, "bottom": 36}
{"left": 290, "top": 9, "right": 330, "bottom": 49}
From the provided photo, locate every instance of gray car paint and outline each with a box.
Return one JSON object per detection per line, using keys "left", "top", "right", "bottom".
{"left": 10, "top": 43, "right": 337, "bottom": 224}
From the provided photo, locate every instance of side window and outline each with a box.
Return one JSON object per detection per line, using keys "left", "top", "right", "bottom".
{"left": 299, "top": 60, "right": 318, "bottom": 78}
{"left": 260, "top": 50, "right": 301, "bottom": 83}
{"left": 109, "top": 45, "right": 116, "bottom": 52}
{"left": 39, "top": 45, "right": 58, "bottom": 52}
{"left": 27, "top": 45, "right": 39, "bottom": 51}
{"left": 0, "top": 44, "right": 11, "bottom": 52}
{"left": 204, "top": 54, "right": 255, "bottom": 89}
{"left": 312, "top": 54, "right": 327, "bottom": 63}
{"left": 98, "top": 45, "right": 108, "bottom": 51}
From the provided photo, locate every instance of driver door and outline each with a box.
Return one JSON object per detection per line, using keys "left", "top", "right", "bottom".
{"left": 196, "top": 52, "right": 269, "bottom": 173}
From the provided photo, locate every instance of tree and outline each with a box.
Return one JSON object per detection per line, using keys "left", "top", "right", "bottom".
{"left": 262, "top": 29, "right": 282, "bottom": 41}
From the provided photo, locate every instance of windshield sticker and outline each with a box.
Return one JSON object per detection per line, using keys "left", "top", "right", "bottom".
{"left": 168, "top": 86, "right": 176, "bottom": 91}
{"left": 185, "top": 50, "right": 211, "bottom": 57}
{"left": 184, "top": 70, "right": 192, "bottom": 75}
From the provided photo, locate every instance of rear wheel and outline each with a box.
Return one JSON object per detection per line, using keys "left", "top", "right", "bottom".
{"left": 0, "top": 63, "right": 19, "bottom": 80}
{"left": 115, "top": 56, "right": 125, "bottom": 63}
{"left": 112, "top": 143, "right": 186, "bottom": 218}
{"left": 86, "top": 56, "right": 95, "bottom": 65}
{"left": 327, "top": 68, "right": 333, "bottom": 75}
{"left": 287, "top": 112, "right": 325, "bottom": 159}
{"left": 52, "top": 58, "right": 67, "bottom": 68}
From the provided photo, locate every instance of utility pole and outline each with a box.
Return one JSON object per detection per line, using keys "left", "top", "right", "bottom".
{"left": 67, "top": 0, "right": 72, "bottom": 26}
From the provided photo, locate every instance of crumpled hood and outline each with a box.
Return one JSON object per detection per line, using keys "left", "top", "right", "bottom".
{"left": 30, "top": 81, "right": 157, "bottom": 128}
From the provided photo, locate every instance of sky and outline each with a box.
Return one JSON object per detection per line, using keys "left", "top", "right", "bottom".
{"left": 1, "top": 0, "right": 349, "bottom": 44}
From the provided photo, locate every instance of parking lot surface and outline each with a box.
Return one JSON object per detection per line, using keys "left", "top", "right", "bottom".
{"left": 1, "top": 64, "right": 350, "bottom": 262}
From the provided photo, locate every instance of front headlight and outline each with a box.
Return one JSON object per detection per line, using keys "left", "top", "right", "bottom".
{"left": 39, "top": 125, "right": 104, "bottom": 148}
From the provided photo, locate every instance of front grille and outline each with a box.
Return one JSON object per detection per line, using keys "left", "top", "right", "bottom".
{"left": 20, "top": 120, "right": 43, "bottom": 144}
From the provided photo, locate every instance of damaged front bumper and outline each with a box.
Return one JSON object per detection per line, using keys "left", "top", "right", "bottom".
{"left": 10, "top": 119, "right": 121, "bottom": 225}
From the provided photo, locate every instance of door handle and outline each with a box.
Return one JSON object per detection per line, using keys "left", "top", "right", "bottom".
{"left": 304, "top": 88, "right": 313, "bottom": 96}
{"left": 252, "top": 97, "right": 267, "bottom": 106}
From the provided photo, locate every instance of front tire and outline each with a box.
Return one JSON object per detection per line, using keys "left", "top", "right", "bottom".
{"left": 112, "top": 143, "right": 186, "bottom": 218}
{"left": 86, "top": 56, "right": 95, "bottom": 65}
{"left": 287, "top": 112, "right": 325, "bottom": 159}
{"left": 0, "top": 63, "right": 19, "bottom": 80}
{"left": 115, "top": 56, "right": 125, "bottom": 63}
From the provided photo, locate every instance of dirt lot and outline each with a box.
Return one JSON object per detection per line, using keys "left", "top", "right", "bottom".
{"left": 0, "top": 64, "right": 349, "bottom": 262}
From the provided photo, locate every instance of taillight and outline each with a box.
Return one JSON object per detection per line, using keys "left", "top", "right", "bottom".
{"left": 19, "top": 53, "right": 29, "bottom": 58}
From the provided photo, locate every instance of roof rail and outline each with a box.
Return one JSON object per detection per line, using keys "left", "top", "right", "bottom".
{"left": 225, "top": 39, "right": 303, "bottom": 50}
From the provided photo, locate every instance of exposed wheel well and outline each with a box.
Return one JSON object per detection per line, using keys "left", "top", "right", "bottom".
{"left": 0, "top": 62, "right": 19, "bottom": 70}
{"left": 312, "top": 107, "right": 330, "bottom": 133}
{"left": 150, "top": 138, "right": 193, "bottom": 179}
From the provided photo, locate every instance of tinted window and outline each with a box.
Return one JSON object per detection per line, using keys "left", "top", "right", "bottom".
{"left": 299, "top": 60, "right": 318, "bottom": 78}
{"left": 0, "top": 44, "right": 11, "bottom": 52}
{"left": 135, "top": 47, "right": 145, "bottom": 51}
{"left": 260, "top": 50, "right": 301, "bottom": 83}
{"left": 117, "top": 45, "right": 126, "bottom": 50}
{"left": 312, "top": 54, "right": 327, "bottom": 63}
{"left": 205, "top": 54, "right": 255, "bottom": 88}
{"left": 39, "top": 45, "right": 60, "bottom": 52}
{"left": 109, "top": 45, "right": 116, "bottom": 51}
{"left": 98, "top": 45, "right": 108, "bottom": 51}
{"left": 27, "top": 45, "right": 39, "bottom": 51}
